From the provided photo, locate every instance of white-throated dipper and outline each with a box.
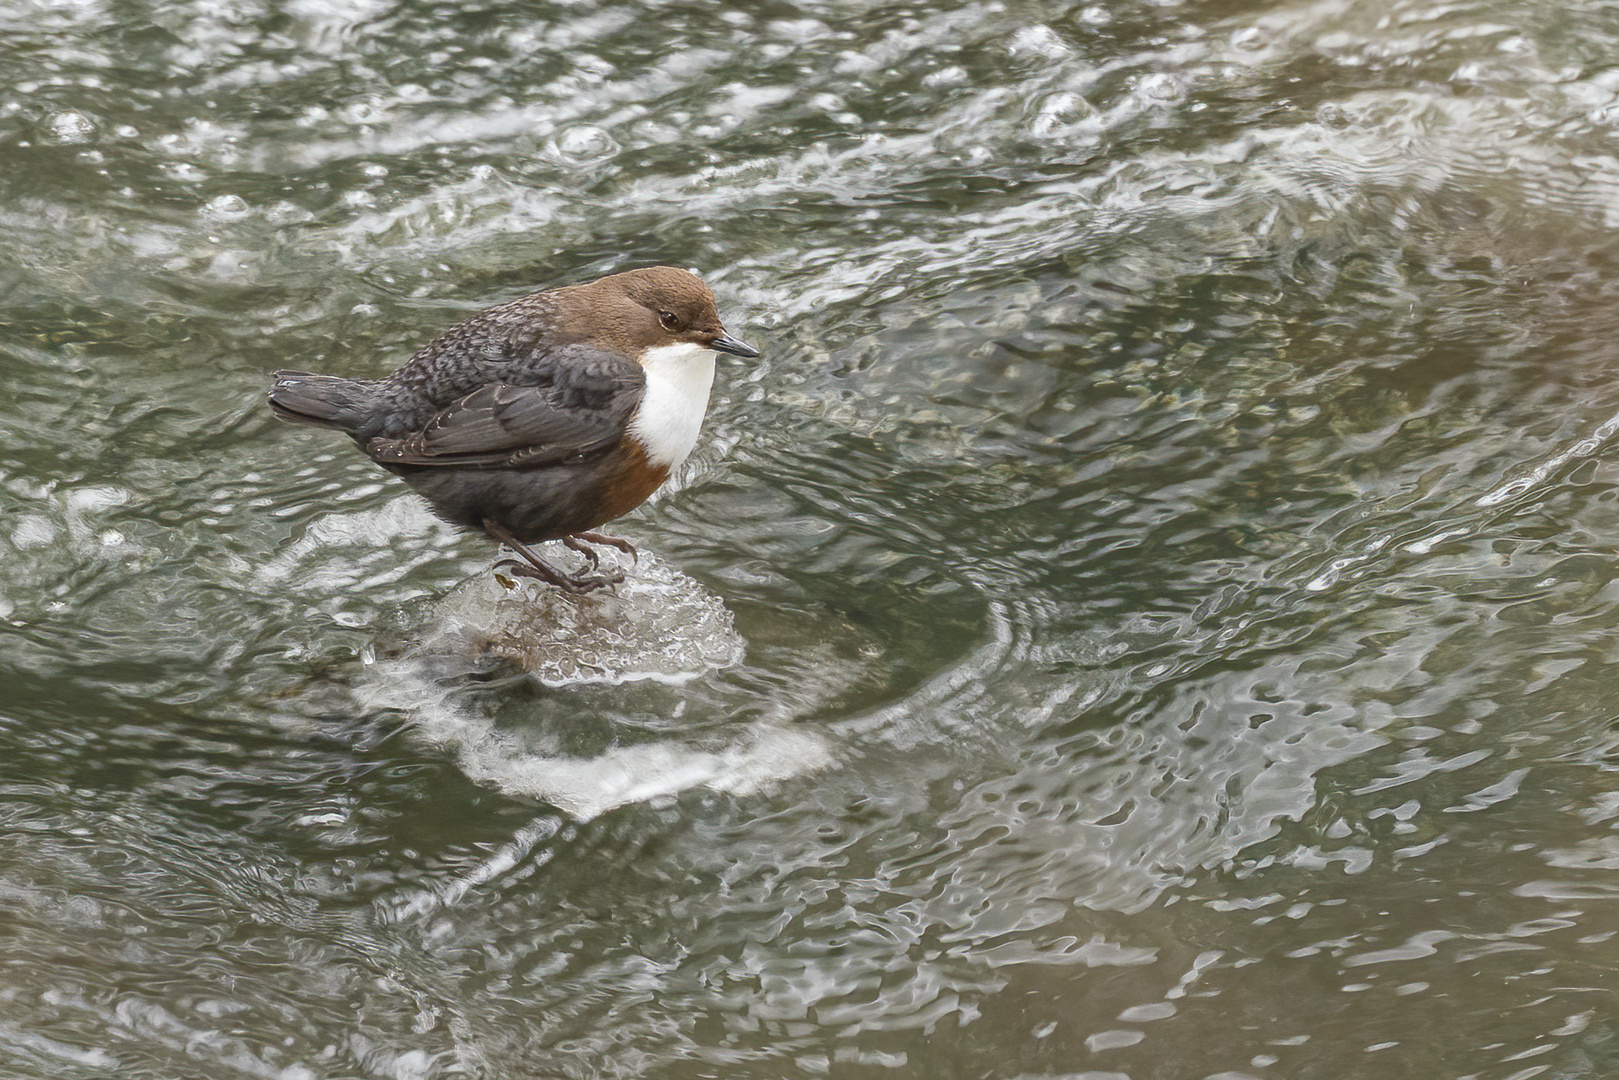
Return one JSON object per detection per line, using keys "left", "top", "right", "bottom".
{"left": 267, "top": 266, "right": 759, "bottom": 593}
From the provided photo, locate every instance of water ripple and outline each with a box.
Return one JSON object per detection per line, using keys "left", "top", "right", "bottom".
{"left": 5, "top": 0, "right": 1619, "bottom": 1075}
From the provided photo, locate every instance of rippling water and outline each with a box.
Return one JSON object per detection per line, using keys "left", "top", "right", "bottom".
{"left": 5, "top": 0, "right": 1619, "bottom": 1075}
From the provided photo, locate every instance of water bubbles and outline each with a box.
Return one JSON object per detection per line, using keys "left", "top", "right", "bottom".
{"left": 39, "top": 109, "right": 97, "bottom": 145}
{"left": 204, "top": 194, "right": 250, "bottom": 219}
{"left": 1316, "top": 102, "right": 1352, "bottom": 129}
{"left": 1451, "top": 60, "right": 1511, "bottom": 85}
{"left": 65, "top": 485, "right": 128, "bottom": 514}
{"left": 1008, "top": 24, "right": 1071, "bottom": 61}
{"left": 1230, "top": 26, "right": 1269, "bottom": 52}
{"left": 1030, "top": 91, "right": 1095, "bottom": 137}
{"left": 1132, "top": 72, "right": 1183, "bottom": 102}
{"left": 834, "top": 49, "right": 880, "bottom": 76}
{"left": 11, "top": 515, "right": 57, "bottom": 549}
{"left": 161, "top": 161, "right": 207, "bottom": 182}
{"left": 766, "top": 17, "right": 827, "bottom": 44}
{"left": 551, "top": 124, "right": 620, "bottom": 164}
{"left": 923, "top": 66, "right": 970, "bottom": 90}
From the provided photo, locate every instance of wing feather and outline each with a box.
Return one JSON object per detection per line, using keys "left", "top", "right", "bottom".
{"left": 365, "top": 348, "right": 644, "bottom": 468}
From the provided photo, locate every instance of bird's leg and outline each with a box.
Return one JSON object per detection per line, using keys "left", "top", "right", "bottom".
{"left": 571, "top": 531, "right": 639, "bottom": 566}
{"left": 482, "top": 520, "right": 619, "bottom": 594}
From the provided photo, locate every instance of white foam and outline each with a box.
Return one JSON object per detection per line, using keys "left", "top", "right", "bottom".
{"left": 419, "top": 722, "right": 834, "bottom": 822}
{"left": 357, "top": 546, "right": 833, "bottom": 825}
{"left": 416, "top": 547, "right": 743, "bottom": 686}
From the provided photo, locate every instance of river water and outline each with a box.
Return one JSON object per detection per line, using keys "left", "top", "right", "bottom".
{"left": 4, "top": 0, "right": 1619, "bottom": 1076}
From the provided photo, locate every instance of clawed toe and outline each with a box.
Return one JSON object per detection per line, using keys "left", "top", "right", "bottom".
{"left": 572, "top": 531, "right": 639, "bottom": 565}
{"left": 561, "top": 534, "right": 602, "bottom": 570}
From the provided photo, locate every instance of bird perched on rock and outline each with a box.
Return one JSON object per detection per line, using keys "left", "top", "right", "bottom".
{"left": 267, "top": 266, "right": 759, "bottom": 593}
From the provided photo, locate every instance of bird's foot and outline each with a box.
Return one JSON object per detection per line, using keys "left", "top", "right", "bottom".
{"left": 482, "top": 518, "right": 624, "bottom": 595}
{"left": 494, "top": 557, "right": 623, "bottom": 594}
{"left": 571, "top": 531, "right": 639, "bottom": 566}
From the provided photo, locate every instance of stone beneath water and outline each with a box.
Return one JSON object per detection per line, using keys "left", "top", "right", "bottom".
{"left": 414, "top": 547, "right": 744, "bottom": 685}
{"left": 355, "top": 547, "right": 837, "bottom": 822}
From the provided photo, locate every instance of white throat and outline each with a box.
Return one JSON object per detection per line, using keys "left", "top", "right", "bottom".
{"left": 628, "top": 342, "right": 717, "bottom": 468}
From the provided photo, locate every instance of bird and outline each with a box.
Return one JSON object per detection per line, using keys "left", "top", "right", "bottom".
{"left": 267, "top": 266, "right": 759, "bottom": 593}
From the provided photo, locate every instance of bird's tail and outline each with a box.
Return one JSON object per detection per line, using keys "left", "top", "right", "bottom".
{"left": 267, "top": 370, "right": 380, "bottom": 434}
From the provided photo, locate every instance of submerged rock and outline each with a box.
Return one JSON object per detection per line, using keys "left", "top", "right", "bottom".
{"left": 411, "top": 547, "right": 744, "bottom": 686}
{"left": 348, "top": 547, "right": 839, "bottom": 821}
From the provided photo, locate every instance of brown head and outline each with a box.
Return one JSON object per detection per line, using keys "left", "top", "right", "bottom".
{"left": 555, "top": 266, "right": 759, "bottom": 362}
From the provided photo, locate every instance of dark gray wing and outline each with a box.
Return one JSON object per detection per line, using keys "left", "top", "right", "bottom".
{"left": 365, "top": 349, "right": 644, "bottom": 468}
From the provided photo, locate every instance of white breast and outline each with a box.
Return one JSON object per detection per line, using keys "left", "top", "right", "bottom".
{"left": 628, "top": 341, "right": 718, "bottom": 468}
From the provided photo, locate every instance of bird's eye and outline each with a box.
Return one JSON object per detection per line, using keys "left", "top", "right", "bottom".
{"left": 658, "top": 311, "right": 681, "bottom": 332}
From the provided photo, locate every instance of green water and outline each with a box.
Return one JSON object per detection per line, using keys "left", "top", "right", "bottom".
{"left": 4, "top": 0, "right": 1619, "bottom": 1076}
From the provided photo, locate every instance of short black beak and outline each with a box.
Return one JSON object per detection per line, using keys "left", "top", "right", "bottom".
{"left": 710, "top": 331, "right": 760, "bottom": 359}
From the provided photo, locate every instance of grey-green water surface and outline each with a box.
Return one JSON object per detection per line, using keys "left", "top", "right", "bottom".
{"left": 4, "top": 0, "right": 1619, "bottom": 1076}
